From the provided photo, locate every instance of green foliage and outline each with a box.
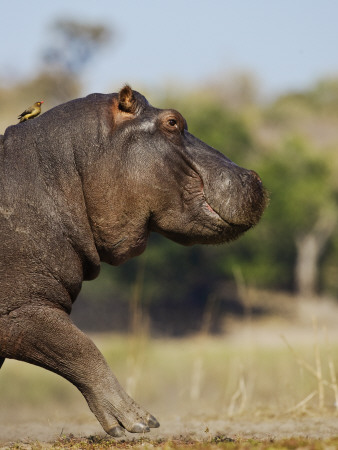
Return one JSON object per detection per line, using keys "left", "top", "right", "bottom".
{"left": 183, "top": 101, "right": 253, "bottom": 164}
{"left": 159, "top": 92, "right": 254, "bottom": 165}
{"left": 260, "top": 136, "right": 335, "bottom": 232}
{"left": 221, "top": 135, "right": 338, "bottom": 291}
{"left": 308, "top": 77, "right": 338, "bottom": 113}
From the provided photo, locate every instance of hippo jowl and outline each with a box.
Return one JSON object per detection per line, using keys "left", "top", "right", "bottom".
{"left": 0, "top": 86, "right": 267, "bottom": 436}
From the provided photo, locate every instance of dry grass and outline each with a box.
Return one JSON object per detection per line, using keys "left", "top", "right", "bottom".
{"left": 2, "top": 294, "right": 338, "bottom": 448}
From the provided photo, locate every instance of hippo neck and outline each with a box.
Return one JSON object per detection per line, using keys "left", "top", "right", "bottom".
{"left": 3, "top": 122, "right": 102, "bottom": 284}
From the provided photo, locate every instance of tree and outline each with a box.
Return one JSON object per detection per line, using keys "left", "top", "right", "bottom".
{"left": 42, "top": 19, "right": 112, "bottom": 76}
{"left": 257, "top": 136, "right": 338, "bottom": 296}
{"left": 0, "top": 19, "right": 113, "bottom": 131}
{"left": 40, "top": 19, "right": 112, "bottom": 105}
{"left": 295, "top": 211, "right": 337, "bottom": 297}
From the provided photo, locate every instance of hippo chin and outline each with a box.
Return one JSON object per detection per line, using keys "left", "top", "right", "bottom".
{"left": 0, "top": 86, "right": 267, "bottom": 436}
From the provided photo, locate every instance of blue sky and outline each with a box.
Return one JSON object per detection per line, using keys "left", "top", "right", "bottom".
{"left": 1, "top": 1, "right": 338, "bottom": 97}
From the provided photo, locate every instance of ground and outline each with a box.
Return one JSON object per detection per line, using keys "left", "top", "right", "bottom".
{"left": 1, "top": 294, "right": 338, "bottom": 449}
{"left": 2, "top": 415, "right": 338, "bottom": 449}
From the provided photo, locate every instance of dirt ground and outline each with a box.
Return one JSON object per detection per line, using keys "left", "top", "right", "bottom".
{"left": 1, "top": 413, "right": 338, "bottom": 447}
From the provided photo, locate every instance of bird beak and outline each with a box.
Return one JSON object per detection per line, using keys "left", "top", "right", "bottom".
{"left": 40, "top": 101, "right": 44, "bottom": 104}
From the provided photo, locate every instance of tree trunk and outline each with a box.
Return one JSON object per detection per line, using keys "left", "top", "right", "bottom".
{"left": 295, "top": 211, "right": 337, "bottom": 297}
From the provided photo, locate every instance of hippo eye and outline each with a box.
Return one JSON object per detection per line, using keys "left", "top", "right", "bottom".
{"left": 168, "top": 119, "right": 177, "bottom": 127}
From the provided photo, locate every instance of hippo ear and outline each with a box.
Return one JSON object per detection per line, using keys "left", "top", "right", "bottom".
{"left": 118, "top": 85, "right": 137, "bottom": 114}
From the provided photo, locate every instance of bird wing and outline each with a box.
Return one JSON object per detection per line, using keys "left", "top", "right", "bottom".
{"left": 18, "top": 106, "right": 34, "bottom": 119}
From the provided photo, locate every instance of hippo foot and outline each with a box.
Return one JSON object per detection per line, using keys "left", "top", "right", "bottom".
{"left": 108, "top": 426, "right": 125, "bottom": 437}
{"left": 130, "top": 423, "right": 150, "bottom": 433}
{"left": 99, "top": 401, "right": 160, "bottom": 438}
{"left": 126, "top": 414, "right": 160, "bottom": 434}
{"left": 107, "top": 414, "right": 159, "bottom": 437}
{"left": 146, "top": 414, "right": 160, "bottom": 429}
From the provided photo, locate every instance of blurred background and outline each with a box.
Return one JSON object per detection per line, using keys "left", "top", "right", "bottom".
{"left": 1, "top": 0, "right": 338, "bottom": 336}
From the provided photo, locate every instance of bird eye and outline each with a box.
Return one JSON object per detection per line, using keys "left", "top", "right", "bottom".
{"left": 168, "top": 119, "right": 177, "bottom": 127}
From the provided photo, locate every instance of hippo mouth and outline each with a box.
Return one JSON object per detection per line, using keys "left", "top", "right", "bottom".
{"left": 202, "top": 194, "right": 252, "bottom": 233}
{"left": 199, "top": 170, "right": 254, "bottom": 232}
{"left": 202, "top": 196, "right": 227, "bottom": 222}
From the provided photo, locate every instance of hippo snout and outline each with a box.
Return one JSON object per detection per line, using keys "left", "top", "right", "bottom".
{"left": 205, "top": 168, "right": 266, "bottom": 235}
{"left": 187, "top": 144, "right": 267, "bottom": 244}
{"left": 222, "top": 168, "right": 267, "bottom": 226}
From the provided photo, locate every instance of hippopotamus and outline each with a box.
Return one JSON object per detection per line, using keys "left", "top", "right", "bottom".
{"left": 0, "top": 86, "right": 267, "bottom": 437}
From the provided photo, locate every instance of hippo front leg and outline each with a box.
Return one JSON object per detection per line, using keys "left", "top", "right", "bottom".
{"left": 0, "top": 357, "right": 4, "bottom": 369}
{"left": 0, "top": 305, "right": 159, "bottom": 437}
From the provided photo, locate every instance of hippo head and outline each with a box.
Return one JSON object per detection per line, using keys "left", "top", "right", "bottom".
{"left": 76, "top": 86, "right": 267, "bottom": 266}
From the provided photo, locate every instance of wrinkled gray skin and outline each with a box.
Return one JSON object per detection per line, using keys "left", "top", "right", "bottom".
{"left": 0, "top": 86, "right": 267, "bottom": 436}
